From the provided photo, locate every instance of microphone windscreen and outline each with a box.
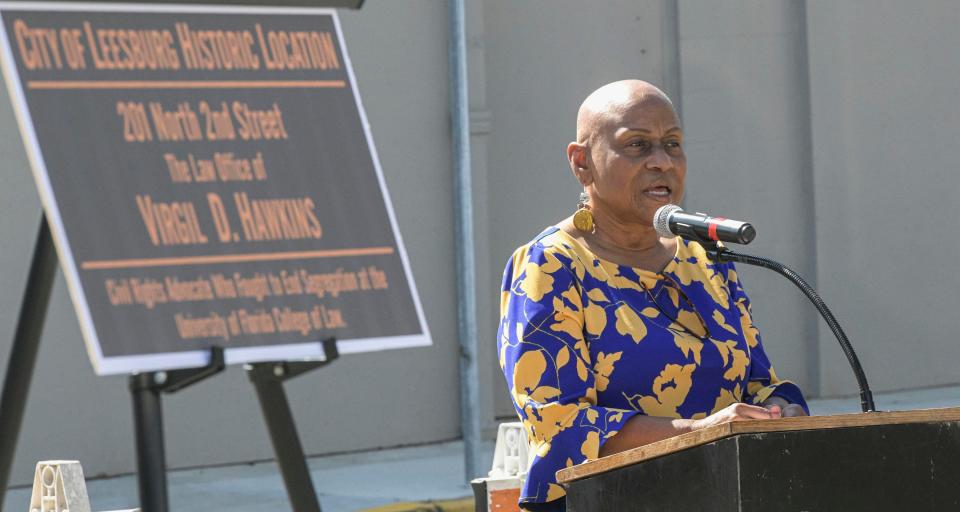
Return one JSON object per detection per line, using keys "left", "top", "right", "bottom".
{"left": 653, "top": 204, "right": 682, "bottom": 238}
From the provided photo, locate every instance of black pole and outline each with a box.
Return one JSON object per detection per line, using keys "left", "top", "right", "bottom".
{"left": 245, "top": 338, "right": 337, "bottom": 512}
{"left": 0, "top": 217, "right": 58, "bottom": 501}
{"left": 130, "top": 373, "right": 169, "bottom": 512}
{"left": 248, "top": 363, "right": 322, "bottom": 512}
{"left": 128, "top": 348, "right": 225, "bottom": 512}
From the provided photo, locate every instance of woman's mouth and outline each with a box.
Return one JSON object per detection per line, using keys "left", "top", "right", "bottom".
{"left": 643, "top": 186, "right": 672, "bottom": 202}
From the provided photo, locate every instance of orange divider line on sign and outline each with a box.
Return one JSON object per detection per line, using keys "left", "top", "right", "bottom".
{"left": 80, "top": 247, "right": 396, "bottom": 270}
{"left": 26, "top": 80, "right": 347, "bottom": 90}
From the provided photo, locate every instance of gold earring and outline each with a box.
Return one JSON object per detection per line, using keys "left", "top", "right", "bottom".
{"left": 573, "top": 192, "right": 594, "bottom": 232}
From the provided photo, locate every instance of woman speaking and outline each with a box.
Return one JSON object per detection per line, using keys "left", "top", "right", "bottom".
{"left": 497, "top": 80, "right": 808, "bottom": 512}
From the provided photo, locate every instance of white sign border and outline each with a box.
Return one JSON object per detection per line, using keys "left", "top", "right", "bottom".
{"left": 0, "top": 1, "right": 433, "bottom": 375}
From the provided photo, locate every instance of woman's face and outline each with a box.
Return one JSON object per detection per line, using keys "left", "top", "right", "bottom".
{"left": 587, "top": 97, "right": 686, "bottom": 228}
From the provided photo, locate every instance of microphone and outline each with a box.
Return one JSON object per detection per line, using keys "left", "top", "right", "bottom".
{"left": 653, "top": 204, "right": 756, "bottom": 245}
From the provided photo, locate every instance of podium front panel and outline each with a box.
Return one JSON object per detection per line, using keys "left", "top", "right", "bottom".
{"left": 566, "top": 438, "right": 740, "bottom": 512}
{"left": 737, "top": 421, "right": 960, "bottom": 511}
{"left": 566, "top": 420, "right": 960, "bottom": 512}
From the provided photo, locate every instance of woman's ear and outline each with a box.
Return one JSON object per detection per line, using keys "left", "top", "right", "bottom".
{"left": 566, "top": 141, "right": 592, "bottom": 187}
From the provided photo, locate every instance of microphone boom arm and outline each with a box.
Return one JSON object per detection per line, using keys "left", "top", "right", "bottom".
{"left": 705, "top": 243, "right": 876, "bottom": 413}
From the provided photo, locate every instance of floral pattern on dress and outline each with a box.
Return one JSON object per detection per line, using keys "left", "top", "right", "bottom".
{"left": 498, "top": 227, "right": 807, "bottom": 511}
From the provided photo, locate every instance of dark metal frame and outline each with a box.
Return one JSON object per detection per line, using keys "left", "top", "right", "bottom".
{"left": 0, "top": 217, "right": 57, "bottom": 501}
{"left": 0, "top": 216, "right": 340, "bottom": 511}
{"left": 245, "top": 336, "right": 338, "bottom": 512}
{"left": 129, "top": 347, "right": 227, "bottom": 512}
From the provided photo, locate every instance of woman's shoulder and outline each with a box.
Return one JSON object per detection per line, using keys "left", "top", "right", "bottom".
{"left": 509, "top": 226, "right": 592, "bottom": 266}
{"left": 502, "top": 226, "right": 594, "bottom": 285}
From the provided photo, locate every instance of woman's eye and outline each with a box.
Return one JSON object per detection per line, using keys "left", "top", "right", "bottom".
{"left": 629, "top": 140, "right": 651, "bottom": 149}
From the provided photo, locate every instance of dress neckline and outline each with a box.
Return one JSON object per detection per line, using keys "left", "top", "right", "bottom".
{"left": 547, "top": 226, "right": 682, "bottom": 279}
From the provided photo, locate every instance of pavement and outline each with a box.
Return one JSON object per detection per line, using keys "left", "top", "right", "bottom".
{"left": 4, "top": 384, "right": 959, "bottom": 511}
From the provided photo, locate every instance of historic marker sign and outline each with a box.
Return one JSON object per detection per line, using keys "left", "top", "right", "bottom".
{"left": 0, "top": 3, "right": 431, "bottom": 374}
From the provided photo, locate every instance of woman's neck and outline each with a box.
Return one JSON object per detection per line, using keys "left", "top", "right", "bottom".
{"left": 561, "top": 208, "right": 676, "bottom": 272}
{"left": 590, "top": 217, "right": 660, "bottom": 253}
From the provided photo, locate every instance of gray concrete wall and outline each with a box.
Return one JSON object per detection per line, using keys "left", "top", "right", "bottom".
{"left": 677, "top": 0, "right": 819, "bottom": 395}
{"left": 480, "top": 0, "right": 667, "bottom": 418}
{"left": 806, "top": 1, "right": 960, "bottom": 396}
{"left": 2, "top": 0, "right": 959, "bottom": 487}
{"left": 2, "top": 0, "right": 460, "bottom": 487}
{"left": 677, "top": 0, "right": 960, "bottom": 399}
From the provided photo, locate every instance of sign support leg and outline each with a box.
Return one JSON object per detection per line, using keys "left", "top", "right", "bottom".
{"left": 129, "top": 348, "right": 225, "bottom": 512}
{"left": 130, "top": 373, "right": 168, "bottom": 512}
{"left": 246, "top": 337, "right": 338, "bottom": 512}
{"left": 0, "top": 216, "right": 57, "bottom": 504}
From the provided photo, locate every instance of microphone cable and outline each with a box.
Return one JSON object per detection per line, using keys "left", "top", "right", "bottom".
{"left": 708, "top": 245, "right": 876, "bottom": 413}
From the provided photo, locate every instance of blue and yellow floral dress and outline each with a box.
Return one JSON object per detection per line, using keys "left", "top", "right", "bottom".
{"left": 497, "top": 227, "right": 807, "bottom": 511}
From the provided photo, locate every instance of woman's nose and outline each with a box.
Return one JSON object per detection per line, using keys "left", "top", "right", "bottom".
{"left": 645, "top": 146, "right": 674, "bottom": 172}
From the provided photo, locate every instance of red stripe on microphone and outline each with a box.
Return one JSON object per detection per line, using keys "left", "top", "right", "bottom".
{"left": 708, "top": 217, "right": 726, "bottom": 241}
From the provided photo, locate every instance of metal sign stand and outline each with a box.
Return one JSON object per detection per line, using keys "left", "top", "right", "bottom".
{"left": 245, "top": 339, "right": 338, "bottom": 512}
{"left": 0, "top": 216, "right": 340, "bottom": 512}
{"left": 0, "top": 217, "right": 57, "bottom": 505}
{"left": 128, "top": 347, "right": 227, "bottom": 512}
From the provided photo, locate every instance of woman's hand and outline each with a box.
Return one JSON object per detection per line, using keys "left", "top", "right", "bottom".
{"left": 600, "top": 400, "right": 806, "bottom": 456}
{"left": 761, "top": 396, "right": 808, "bottom": 418}
{"left": 690, "top": 402, "right": 782, "bottom": 430}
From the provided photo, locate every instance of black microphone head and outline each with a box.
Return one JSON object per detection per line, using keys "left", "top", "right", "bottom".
{"left": 738, "top": 223, "right": 757, "bottom": 244}
{"left": 653, "top": 204, "right": 682, "bottom": 238}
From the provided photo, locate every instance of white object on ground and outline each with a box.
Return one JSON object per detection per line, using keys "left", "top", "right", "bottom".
{"left": 28, "top": 460, "right": 138, "bottom": 512}
{"left": 488, "top": 422, "right": 530, "bottom": 480}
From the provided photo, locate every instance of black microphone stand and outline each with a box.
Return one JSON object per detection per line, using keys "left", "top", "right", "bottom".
{"left": 698, "top": 240, "right": 876, "bottom": 413}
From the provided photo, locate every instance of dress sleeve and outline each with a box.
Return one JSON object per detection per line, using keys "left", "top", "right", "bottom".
{"left": 498, "top": 242, "right": 638, "bottom": 507}
{"left": 726, "top": 262, "right": 810, "bottom": 414}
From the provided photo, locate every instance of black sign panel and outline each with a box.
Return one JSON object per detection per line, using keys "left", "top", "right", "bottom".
{"left": 0, "top": 3, "right": 430, "bottom": 374}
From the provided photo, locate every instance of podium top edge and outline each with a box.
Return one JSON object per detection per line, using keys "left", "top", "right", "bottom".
{"left": 556, "top": 406, "right": 960, "bottom": 484}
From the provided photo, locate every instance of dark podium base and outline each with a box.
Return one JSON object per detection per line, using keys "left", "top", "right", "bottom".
{"left": 566, "top": 421, "right": 960, "bottom": 512}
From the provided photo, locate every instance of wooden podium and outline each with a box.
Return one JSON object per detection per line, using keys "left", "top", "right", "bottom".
{"left": 556, "top": 408, "right": 960, "bottom": 511}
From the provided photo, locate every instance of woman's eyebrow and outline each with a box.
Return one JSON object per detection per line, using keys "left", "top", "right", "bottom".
{"left": 619, "top": 127, "right": 682, "bottom": 135}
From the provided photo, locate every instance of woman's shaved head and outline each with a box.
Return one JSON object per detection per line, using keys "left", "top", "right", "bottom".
{"left": 576, "top": 80, "right": 675, "bottom": 144}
